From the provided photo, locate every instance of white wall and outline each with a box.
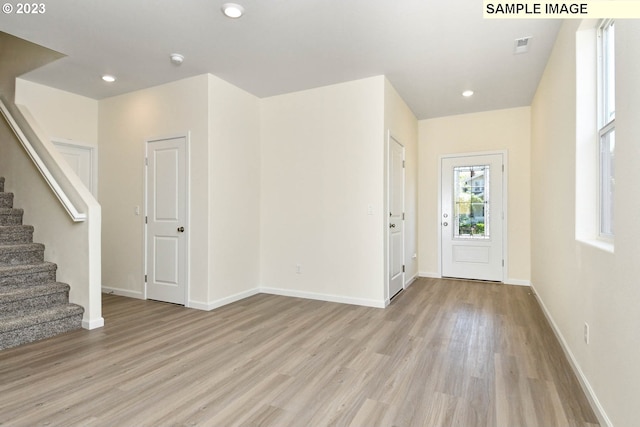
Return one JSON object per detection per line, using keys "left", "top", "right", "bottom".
{"left": 418, "top": 107, "right": 531, "bottom": 284}
{"left": 29, "top": 73, "right": 416, "bottom": 311}
{"left": 260, "top": 76, "right": 387, "bottom": 306}
{"left": 99, "top": 74, "right": 262, "bottom": 308}
{"left": 207, "top": 74, "right": 261, "bottom": 306}
{"left": 531, "top": 20, "right": 640, "bottom": 427}
{"left": 15, "top": 79, "right": 98, "bottom": 145}
{"left": 99, "top": 75, "right": 210, "bottom": 302}
{"left": 16, "top": 71, "right": 417, "bottom": 311}
{"left": 384, "top": 78, "right": 419, "bottom": 295}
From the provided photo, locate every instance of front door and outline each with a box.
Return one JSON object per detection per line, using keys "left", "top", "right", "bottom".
{"left": 388, "top": 136, "right": 405, "bottom": 298}
{"left": 441, "top": 153, "right": 504, "bottom": 281}
{"left": 146, "top": 135, "right": 188, "bottom": 305}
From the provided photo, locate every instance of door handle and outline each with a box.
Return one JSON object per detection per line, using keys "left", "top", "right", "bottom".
{"left": 390, "top": 223, "right": 396, "bottom": 228}
{"left": 442, "top": 222, "right": 448, "bottom": 227}
{"left": 177, "top": 226, "right": 185, "bottom": 233}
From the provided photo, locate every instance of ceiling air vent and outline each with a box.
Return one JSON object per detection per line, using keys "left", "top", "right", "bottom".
{"left": 514, "top": 36, "right": 532, "bottom": 54}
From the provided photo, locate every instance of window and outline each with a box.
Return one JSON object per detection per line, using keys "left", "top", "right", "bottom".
{"left": 453, "top": 165, "right": 489, "bottom": 239}
{"left": 598, "top": 19, "right": 615, "bottom": 237}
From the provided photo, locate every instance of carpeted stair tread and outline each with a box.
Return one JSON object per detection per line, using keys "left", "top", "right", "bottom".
{"left": 0, "top": 208, "right": 23, "bottom": 226}
{"left": 0, "top": 225, "right": 34, "bottom": 244}
{"left": 0, "top": 243, "right": 45, "bottom": 266}
{"left": 0, "top": 282, "right": 70, "bottom": 317}
{"left": 0, "top": 304, "right": 83, "bottom": 350}
{"left": 0, "top": 304, "right": 84, "bottom": 334}
{"left": 0, "top": 262, "right": 57, "bottom": 287}
{"left": 0, "top": 192, "right": 13, "bottom": 208}
{"left": 0, "top": 281, "right": 69, "bottom": 304}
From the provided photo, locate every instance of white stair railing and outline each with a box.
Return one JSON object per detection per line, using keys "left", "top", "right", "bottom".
{"left": 0, "top": 96, "right": 87, "bottom": 221}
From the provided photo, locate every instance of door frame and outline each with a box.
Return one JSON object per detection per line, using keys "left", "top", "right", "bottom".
{"left": 52, "top": 138, "right": 98, "bottom": 197}
{"left": 386, "top": 131, "right": 406, "bottom": 302}
{"left": 142, "top": 132, "right": 191, "bottom": 306}
{"left": 438, "top": 150, "right": 508, "bottom": 281}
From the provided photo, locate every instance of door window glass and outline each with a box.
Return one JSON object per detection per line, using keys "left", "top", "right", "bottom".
{"left": 453, "top": 165, "right": 489, "bottom": 239}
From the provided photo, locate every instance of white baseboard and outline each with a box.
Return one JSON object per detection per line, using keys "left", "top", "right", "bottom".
{"left": 416, "top": 273, "right": 531, "bottom": 287}
{"left": 104, "top": 285, "right": 385, "bottom": 311}
{"left": 504, "top": 278, "right": 531, "bottom": 286}
{"left": 82, "top": 316, "right": 104, "bottom": 330}
{"left": 405, "top": 273, "right": 419, "bottom": 288}
{"left": 260, "top": 286, "right": 386, "bottom": 308}
{"left": 530, "top": 283, "right": 612, "bottom": 427}
{"left": 418, "top": 271, "right": 440, "bottom": 278}
{"left": 102, "top": 287, "right": 143, "bottom": 299}
{"left": 189, "top": 288, "right": 260, "bottom": 311}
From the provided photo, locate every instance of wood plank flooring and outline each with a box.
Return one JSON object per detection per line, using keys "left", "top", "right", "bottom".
{"left": 0, "top": 278, "right": 599, "bottom": 426}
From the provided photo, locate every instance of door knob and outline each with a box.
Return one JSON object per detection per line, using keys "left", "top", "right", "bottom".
{"left": 390, "top": 223, "right": 396, "bottom": 228}
{"left": 177, "top": 226, "right": 185, "bottom": 233}
{"left": 443, "top": 222, "right": 448, "bottom": 227}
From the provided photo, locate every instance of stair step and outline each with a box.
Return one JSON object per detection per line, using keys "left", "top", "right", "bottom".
{"left": 0, "top": 192, "right": 13, "bottom": 208}
{"left": 0, "top": 304, "right": 84, "bottom": 350}
{"left": 0, "top": 177, "right": 85, "bottom": 350}
{"left": 0, "top": 282, "right": 70, "bottom": 316}
{"left": 0, "top": 243, "right": 45, "bottom": 266}
{"left": 0, "top": 262, "right": 57, "bottom": 286}
{"left": 0, "top": 208, "right": 23, "bottom": 226}
{"left": 0, "top": 225, "right": 34, "bottom": 245}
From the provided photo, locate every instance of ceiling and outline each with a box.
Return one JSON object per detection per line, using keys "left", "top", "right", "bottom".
{"left": 0, "top": 0, "right": 561, "bottom": 119}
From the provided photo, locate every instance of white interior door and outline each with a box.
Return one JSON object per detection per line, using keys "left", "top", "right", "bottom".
{"left": 388, "top": 136, "right": 405, "bottom": 299}
{"left": 146, "top": 136, "right": 188, "bottom": 305}
{"left": 441, "top": 153, "right": 504, "bottom": 281}
{"left": 53, "top": 141, "right": 97, "bottom": 197}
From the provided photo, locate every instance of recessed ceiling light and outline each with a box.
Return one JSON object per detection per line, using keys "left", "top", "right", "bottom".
{"left": 102, "top": 75, "right": 116, "bottom": 83}
{"left": 222, "top": 3, "right": 244, "bottom": 18}
{"left": 462, "top": 90, "right": 474, "bottom": 97}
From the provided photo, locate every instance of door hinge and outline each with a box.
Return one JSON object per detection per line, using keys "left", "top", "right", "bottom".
{"left": 402, "top": 212, "right": 405, "bottom": 220}
{"left": 145, "top": 216, "right": 148, "bottom": 224}
{"left": 144, "top": 274, "right": 148, "bottom": 282}
{"left": 145, "top": 157, "right": 149, "bottom": 166}
{"left": 502, "top": 164, "right": 504, "bottom": 172}
{"left": 402, "top": 265, "right": 405, "bottom": 273}
{"left": 502, "top": 260, "right": 504, "bottom": 267}
{"left": 402, "top": 160, "right": 405, "bottom": 168}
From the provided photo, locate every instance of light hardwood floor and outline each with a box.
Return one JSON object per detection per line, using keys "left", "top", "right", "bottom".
{"left": 0, "top": 278, "right": 599, "bottom": 427}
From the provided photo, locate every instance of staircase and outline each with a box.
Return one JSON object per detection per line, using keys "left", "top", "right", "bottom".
{"left": 0, "top": 177, "right": 84, "bottom": 350}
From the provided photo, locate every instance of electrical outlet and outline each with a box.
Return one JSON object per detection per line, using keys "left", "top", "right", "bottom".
{"left": 584, "top": 322, "right": 590, "bottom": 344}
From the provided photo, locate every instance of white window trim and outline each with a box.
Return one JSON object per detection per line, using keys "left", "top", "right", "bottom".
{"left": 597, "top": 19, "right": 615, "bottom": 240}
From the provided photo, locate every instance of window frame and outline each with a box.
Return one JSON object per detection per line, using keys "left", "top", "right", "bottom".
{"left": 597, "top": 19, "right": 615, "bottom": 239}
